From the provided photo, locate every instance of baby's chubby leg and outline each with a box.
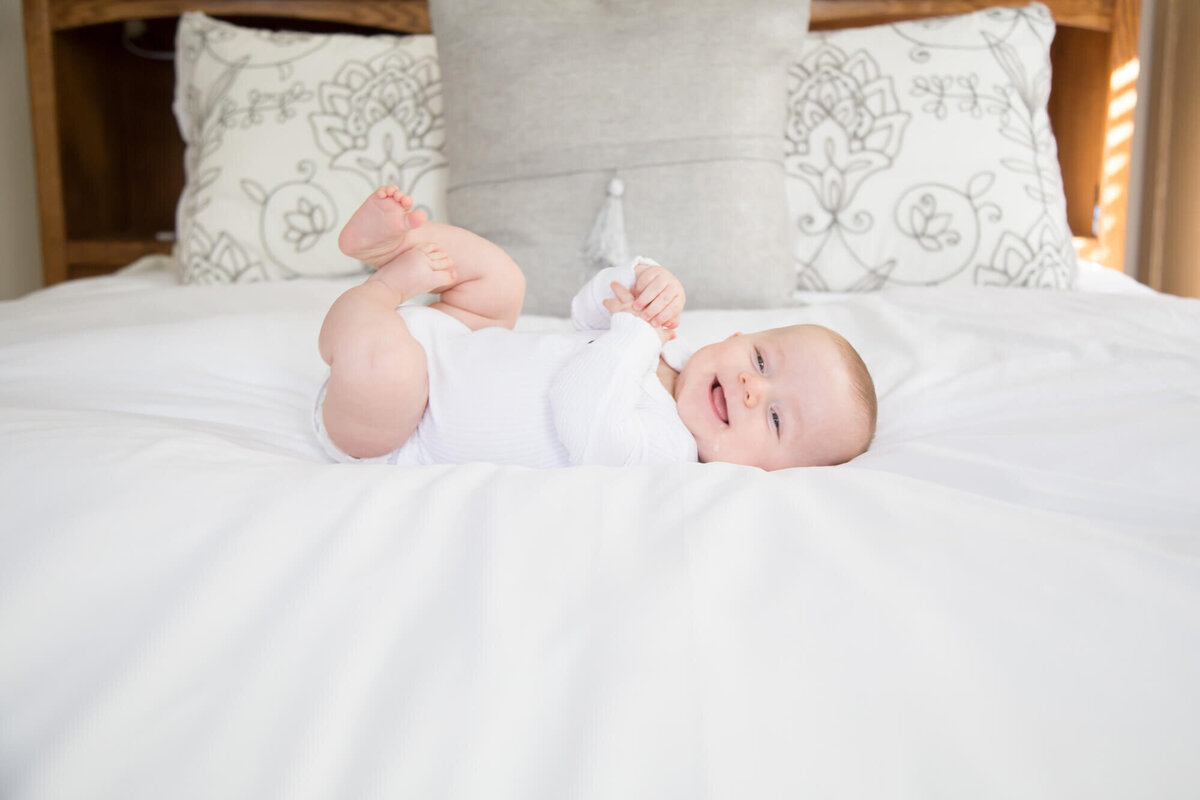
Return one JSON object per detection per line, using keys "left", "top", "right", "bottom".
{"left": 340, "top": 185, "right": 526, "bottom": 330}
{"left": 318, "top": 242, "right": 451, "bottom": 459}
{"left": 318, "top": 186, "right": 527, "bottom": 458}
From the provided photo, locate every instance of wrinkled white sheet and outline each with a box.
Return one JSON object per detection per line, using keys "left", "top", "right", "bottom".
{"left": 1, "top": 261, "right": 1199, "bottom": 798}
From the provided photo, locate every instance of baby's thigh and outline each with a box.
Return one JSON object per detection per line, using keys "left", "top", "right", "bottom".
{"left": 321, "top": 316, "right": 430, "bottom": 460}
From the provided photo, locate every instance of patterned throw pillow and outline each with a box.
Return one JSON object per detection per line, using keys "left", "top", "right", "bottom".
{"left": 786, "top": 2, "right": 1078, "bottom": 291}
{"left": 172, "top": 12, "right": 445, "bottom": 283}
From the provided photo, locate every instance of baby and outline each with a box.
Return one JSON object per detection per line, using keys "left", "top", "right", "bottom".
{"left": 316, "top": 186, "right": 876, "bottom": 470}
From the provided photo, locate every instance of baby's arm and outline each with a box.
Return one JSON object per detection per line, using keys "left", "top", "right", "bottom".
{"left": 571, "top": 258, "right": 685, "bottom": 332}
{"left": 549, "top": 307, "right": 694, "bottom": 466}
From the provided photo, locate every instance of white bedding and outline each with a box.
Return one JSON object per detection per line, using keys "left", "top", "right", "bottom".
{"left": 2, "top": 260, "right": 1199, "bottom": 798}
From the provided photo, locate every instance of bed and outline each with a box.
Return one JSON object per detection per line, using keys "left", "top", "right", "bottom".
{"left": 5, "top": 0, "right": 1200, "bottom": 797}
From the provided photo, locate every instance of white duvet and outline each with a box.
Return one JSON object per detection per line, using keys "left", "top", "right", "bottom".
{"left": 1, "top": 260, "right": 1199, "bottom": 799}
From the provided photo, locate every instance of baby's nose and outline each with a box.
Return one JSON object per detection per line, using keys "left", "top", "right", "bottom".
{"left": 738, "top": 372, "right": 762, "bottom": 408}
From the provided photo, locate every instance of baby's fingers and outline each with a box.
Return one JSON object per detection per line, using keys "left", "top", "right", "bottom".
{"left": 632, "top": 272, "right": 669, "bottom": 310}
{"left": 647, "top": 298, "right": 683, "bottom": 329}
{"left": 604, "top": 281, "right": 637, "bottom": 315}
{"left": 641, "top": 287, "right": 683, "bottom": 324}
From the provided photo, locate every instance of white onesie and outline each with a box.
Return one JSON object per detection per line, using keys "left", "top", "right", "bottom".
{"left": 314, "top": 258, "right": 698, "bottom": 467}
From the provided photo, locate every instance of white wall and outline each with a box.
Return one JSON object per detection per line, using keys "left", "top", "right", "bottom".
{"left": 0, "top": 0, "right": 43, "bottom": 301}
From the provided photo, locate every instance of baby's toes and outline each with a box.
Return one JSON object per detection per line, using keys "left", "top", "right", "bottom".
{"left": 405, "top": 207, "right": 427, "bottom": 229}
{"left": 419, "top": 242, "right": 455, "bottom": 271}
{"left": 392, "top": 190, "right": 414, "bottom": 211}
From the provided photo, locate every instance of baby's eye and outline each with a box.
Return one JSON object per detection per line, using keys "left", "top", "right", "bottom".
{"left": 770, "top": 408, "right": 780, "bottom": 436}
{"left": 755, "top": 350, "right": 765, "bottom": 373}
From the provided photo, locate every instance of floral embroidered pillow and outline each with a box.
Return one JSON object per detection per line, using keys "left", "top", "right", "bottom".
{"left": 172, "top": 12, "right": 445, "bottom": 283}
{"left": 785, "top": 3, "right": 1078, "bottom": 291}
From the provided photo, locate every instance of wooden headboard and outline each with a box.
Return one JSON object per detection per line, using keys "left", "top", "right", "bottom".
{"left": 23, "top": 0, "right": 1141, "bottom": 284}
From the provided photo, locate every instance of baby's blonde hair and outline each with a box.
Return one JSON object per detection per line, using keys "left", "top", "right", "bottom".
{"left": 830, "top": 331, "right": 877, "bottom": 462}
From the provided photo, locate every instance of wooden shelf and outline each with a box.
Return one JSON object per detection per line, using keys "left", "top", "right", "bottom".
{"left": 23, "top": 0, "right": 431, "bottom": 286}
{"left": 25, "top": 5, "right": 184, "bottom": 285}
{"left": 64, "top": 236, "right": 174, "bottom": 276}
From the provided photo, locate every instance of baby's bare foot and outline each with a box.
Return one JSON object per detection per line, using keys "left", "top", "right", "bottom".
{"left": 368, "top": 242, "right": 456, "bottom": 301}
{"left": 338, "top": 185, "right": 429, "bottom": 268}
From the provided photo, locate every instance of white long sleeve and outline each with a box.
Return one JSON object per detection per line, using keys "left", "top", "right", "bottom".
{"left": 570, "top": 257, "right": 655, "bottom": 331}
{"left": 570, "top": 256, "right": 695, "bottom": 369}
{"left": 549, "top": 312, "right": 697, "bottom": 466}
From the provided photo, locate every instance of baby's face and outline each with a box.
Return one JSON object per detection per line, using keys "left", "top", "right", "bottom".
{"left": 674, "top": 325, "right": 866, "bottom": 470}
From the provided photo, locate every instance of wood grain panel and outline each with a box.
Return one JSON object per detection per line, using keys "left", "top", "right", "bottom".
{"left": 65, "top": 237, "right": 174, "bottom": 269}
{"left": 1137, "top": 0, "right": 1199, "bottom": 296}
{"left": 56, "top": 27, "right": 124, "bottom": 239}
{"left": 811, "top": 0, "right": 1115, "bottom": 31}
{"left": 49, "top": 0, "right": 430, "bottom": 32}
{"left": 48, "top": 0, "right": 1113, "bottom": 33}
{"left": 22, "top": 0, "right": 68, "bottom": 285}
{"left": 1048, "top": 26, "right": 1108, "bottom": 238}
{"left": 1093, "top": 0, "right": 1140, "bottom": 274}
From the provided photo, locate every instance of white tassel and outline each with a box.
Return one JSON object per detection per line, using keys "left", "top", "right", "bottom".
{"left": 583, "top": 177, "right": 629, "bottom": 272}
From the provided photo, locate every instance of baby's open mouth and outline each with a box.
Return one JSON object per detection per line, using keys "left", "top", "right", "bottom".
{"left": 710, "top": 378, "right": 729, "bottom": 424}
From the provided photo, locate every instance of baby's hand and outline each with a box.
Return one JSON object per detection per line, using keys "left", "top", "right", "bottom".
{"left": 604, "top": 282, "right": 675, "bottom": 344}
{"left": 631, "top": 261, "right": 685, "bottom": 330}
